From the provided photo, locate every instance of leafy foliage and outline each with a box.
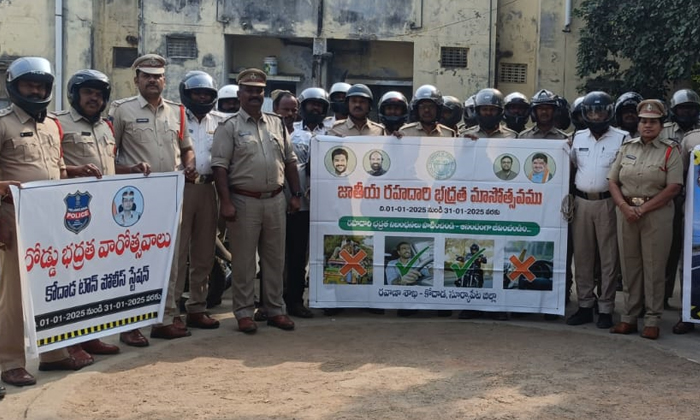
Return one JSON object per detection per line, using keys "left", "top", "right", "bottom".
{"left": 575, "top": 0, "right": 700, "bottom": 98}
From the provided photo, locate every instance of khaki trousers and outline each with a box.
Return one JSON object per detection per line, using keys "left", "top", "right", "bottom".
{"left": 572, "top": 196, "right": 620, "bottom": 313}
{"left": 175, "top": 183, "right": 218, "bottom": 313}
{"left": 227, "top": 192, "right": 286, "bottom": 319}
{"left": 617, "top": 201, "right": 674, "bottom": 327}
{"left": 0, "top": 205, "right": 67, "bottom": 371}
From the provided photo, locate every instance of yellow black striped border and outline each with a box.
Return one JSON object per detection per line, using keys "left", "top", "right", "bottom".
{"left": 37, "top": 312, "right": 158, "bottom": 347}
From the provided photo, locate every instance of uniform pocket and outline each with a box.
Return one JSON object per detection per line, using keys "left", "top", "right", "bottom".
{"left": 129, "top": 122, "right": 154, "bottom": 143}
{"left": 103, "top": 136, "right": 116, "bottom": 158}
{"left": 11, "top": 137, "right": 41, "bottom": 162}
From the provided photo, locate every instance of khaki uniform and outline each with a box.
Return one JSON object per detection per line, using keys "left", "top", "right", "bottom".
{"left": 175, "top": 110, "right": 226, "bottom": 314}
{"left": 211, "top": 108, "right": 297, "bottom": 319}
{"left": 398, "top": 122, "right": 455, "bottom": 137}
{"left": 662, "top": 121, "right": 699, "bottom": 144}
{"left": 460, "top": 124, "right": 517, "bottom": 139}
{"left": 0, "top": 105, "right": 68, "bottom": 371}
{"left": 56, "top": 107, "right": 116, "bottom": 175}
{"left": 608, "top": 136, "right": 683, "bottom": 327}
{"left": 109, "top": 95, "right": 193, "bottom": 325}
{"left": 518, "top": 126, "right": 569, "bottom": 140}
{"left": 328, "top": 118, "right": 385, "bottom": 137}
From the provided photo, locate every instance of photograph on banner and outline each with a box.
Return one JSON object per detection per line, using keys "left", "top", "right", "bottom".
{"left": 309, "top": 136, "right": 569, "bottom": 314}
{"left": 684, "top": 147, "right": 700, "bottom": 322}
{"left": 12, "top": 173, "right": 183, "bottom": 355}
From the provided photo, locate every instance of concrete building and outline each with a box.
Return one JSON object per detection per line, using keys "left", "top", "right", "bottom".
{"left": 0, "top": 0, "right": 584, "bottom": 110}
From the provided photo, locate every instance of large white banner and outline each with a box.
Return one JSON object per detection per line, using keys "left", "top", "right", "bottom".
{"left": 310, "top": 136, "right": 570, "bottom": 315}
{"left": 11, "top": 173, "right": 183, "bottom": 356}
{"left": 683, "top": 146, "right": 700, "bottom": 323}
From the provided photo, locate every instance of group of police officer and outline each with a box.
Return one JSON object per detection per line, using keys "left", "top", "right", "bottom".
{"left": 2, "top": 52, "right": 700, "bottom": 394}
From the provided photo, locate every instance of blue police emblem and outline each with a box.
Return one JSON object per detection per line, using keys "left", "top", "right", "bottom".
{"left": 64, "top": 191, "right": 92, "bottom": 234}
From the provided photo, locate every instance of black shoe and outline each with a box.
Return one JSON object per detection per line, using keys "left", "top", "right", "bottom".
{"left": 323, "top": 308, "right": 343, "bottom": 316}
{"left": 0, "top": 385, "right": 5, "bottom": 399}
{"left": 397, "top": 309, "right": 418, "bottom": 317}
{"left": 566, "top": 307, "right": 594, "bottom": 325}
{"left": 596, "top": 313, "right": 613, "bottom": 329}
{"left": 288, "top": 305, "right": 314, "bottom": 318}
{"left": 458, "top": 310, "right": 483, "bottom": 319}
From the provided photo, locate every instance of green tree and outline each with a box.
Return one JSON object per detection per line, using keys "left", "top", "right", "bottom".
{"left": 575, "top": 0, "right": 700, "bottom": 98}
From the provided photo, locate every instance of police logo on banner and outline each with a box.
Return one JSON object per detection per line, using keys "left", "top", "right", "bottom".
{"left": 64, "top": 191, "right": 92, "bottom": 234}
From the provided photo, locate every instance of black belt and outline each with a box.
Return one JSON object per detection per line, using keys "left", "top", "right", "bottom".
{"left": 232, "top": 187, "right": 283, "bottom": 199}
{"left": 574, "top": 190, "right": 611, "bottom": 200}
{"left": 624, "top": 196, "right": 652, "bottom": 207}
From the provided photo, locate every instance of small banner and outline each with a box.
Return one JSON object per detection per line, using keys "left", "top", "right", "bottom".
{"left": 683, "top": 146, "right": 700, "bottom": 322}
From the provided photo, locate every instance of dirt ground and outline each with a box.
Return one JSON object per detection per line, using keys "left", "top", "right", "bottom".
{"left": 2, "top": 300, "right": 700, "bottom": 420}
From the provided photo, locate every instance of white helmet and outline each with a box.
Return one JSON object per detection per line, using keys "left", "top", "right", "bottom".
{"left": 218, "top": 84, "right": 239, "bottom": 99}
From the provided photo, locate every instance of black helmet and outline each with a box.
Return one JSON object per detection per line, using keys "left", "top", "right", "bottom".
{"left": 669, "top": 89, "right": 700, "bottom": 130}
{"left": 179, "top": 70, "right": 217, "bottom": 115}
{"left": 378, "top": 91, "right": 409, "bottom": 131}
{"left": 530, "top": 89, "right": 558, "bottom": 124}
{"left": 410, "top": 84, "right": 443, "bottom": 123}
{"left": 67, "top": 69, "right": 111, "bottom": 121}
{"left": 463, "top": 95, "right": 477, "bottom": 128}
{"left": 6, "top": 57, "right": 54, "bottom": 121}
{"left": 614, "top": 92, "right": 643, "bottom": 131}
{"left": 474, "top": 88, "right": 505, "bottom": 130}
{"left": 503, "top": 92, "right": 530, "bottom": 132}
{"left": 470, "top": 243, "right": 479, "bottom": 252}
{"left": 554, "top": 96, "right": 571, "bottom": 131}
{"left": 440, "top": 95, "right": 464, "bottom": 128}
{"left": 346, "top": 84, "right": 374, "bottom": 106}
{"left": 581, "top": 91, "right": 614, "bottom": 134}
{"left": 570, "top": 96, "right": 586, "bottom": 131}
{"left": 298, "top": 87, "right": 330, "bottom": 125}
{"left": 329, "top": 82, "right": 351, "bottom": 115}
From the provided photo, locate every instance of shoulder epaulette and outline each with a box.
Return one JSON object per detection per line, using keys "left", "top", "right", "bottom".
{"left": 332, "top": 119, "right": 347, "bottom": 127}
{"left": 660, "top": 137, "right": 679, "bottom": 147}
{"left": 163, "top": 98, "right": 182, "bottom": 106}
{"left": 53, "top": 109, "right": 70, "bottom": 116}
{"left": 0, "top": 107, "right": 13, "bottom": 118}
{"left": 110, "top": 96, "right": 137, "bottom": 108}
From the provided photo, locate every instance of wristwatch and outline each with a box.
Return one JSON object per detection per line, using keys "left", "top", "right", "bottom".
{"left": 292, "top": 191, "right": 304, "bottom": 198}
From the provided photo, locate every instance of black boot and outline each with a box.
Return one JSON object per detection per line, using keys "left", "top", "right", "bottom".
{"left": 566, "top": 307, "right": 594, "bottom": 325}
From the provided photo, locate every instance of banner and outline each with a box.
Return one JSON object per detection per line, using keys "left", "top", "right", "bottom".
{"left": 11, "top": 173, "right": 184, "bottom": 356}
{"left": 683, "top": 146, "right": 700, "bottom": 323}
{"left": 310, "top": 136, "right": 570, "bottom": 315}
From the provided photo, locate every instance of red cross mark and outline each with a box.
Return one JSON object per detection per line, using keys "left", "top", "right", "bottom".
{"left": 507, "top": 255, "right": 536, "bottom": 282}
{"left": 339, "top": 249, "right": 368, "bottom": 277}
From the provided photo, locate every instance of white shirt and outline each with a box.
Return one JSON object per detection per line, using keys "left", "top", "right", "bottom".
{"left": 570, "top": 126, "right": 629, "bottom": 193}
{"left": 186, "top": 109, "right": 227, "bottom": 175}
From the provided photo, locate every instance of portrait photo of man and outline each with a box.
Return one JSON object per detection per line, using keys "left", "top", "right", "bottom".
{"left": 527, "top": 152, "right": 554, "bottom": 183}
{"left": 331, "top": 147, "right": 349, "bottom": 177}
{"left": 494, "top": 154, "right": 519, "bottom": 181}
{"left": 366, "top": 150, "right": 388, "bottom": 176}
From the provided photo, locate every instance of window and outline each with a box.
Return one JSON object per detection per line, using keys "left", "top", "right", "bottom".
{"left": 113, "top": 47, "right": 139, "bottom": 68}
{"left": 166, "top": 35, "right": 197, "bottom": 59}
{"left": 499, "top": 63, "right": 528, "bottom": 84}
{"left": 440, "top": 47, "right": 468, "bottom": 68}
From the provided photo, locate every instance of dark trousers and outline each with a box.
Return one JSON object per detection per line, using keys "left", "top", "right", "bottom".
{"left": 284, "top": 211, "right": 310, "bottom": 307}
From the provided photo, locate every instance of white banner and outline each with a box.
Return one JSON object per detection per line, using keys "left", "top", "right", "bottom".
{"left": 683, "top": 146, "right": 700, "bottom": 323}
{"left": 12, "top": 173, "right": 183, "bottom": 356}
{"left": 310, "top": 136, "right": 570, "bottom": 315}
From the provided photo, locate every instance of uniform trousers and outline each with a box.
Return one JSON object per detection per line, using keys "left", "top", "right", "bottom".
{"left": 284, "top": 210, "right": 310, "bottom": 307}
{"left": 572, "top": 196, "right": 620, "bottom": 313}
{"left": 175, "top": 183, "right": 218, "bottom": 314}
{"left": 617, "top": 201, "right": 674, "bottom": 327}
{"left": 228, "top": 192, "right": 287, "bottom": 319}
{"left": 664, "top": 194, "right": 684, "bottom": 300}
{"left": 157, "top": 212, "right": 182, "bottom": 326}
{"left": 0, "top": 205, "right": 68, "bottom": 371}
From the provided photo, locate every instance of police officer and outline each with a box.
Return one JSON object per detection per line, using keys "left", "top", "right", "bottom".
{"left": 503, "top": 92, "right": 530, "bottom": 134}
{"left": 439, "top": 95, "right": 465, "bottom": 133}
{"left": 462, "top": 95, "right": 478, "bottom": 131}
{"left": 328, "top": 84, "right": 385, "bottom": 137}
{"left": 0, "top": 57, "right": 91, "bottom": 387}
{"left": 325, "top": 82, "right": 351, "bottom": 128}
{"left": 378, "top": 91, "right": 409, "bottom": 134}
{"left": 217, "top": 84, "right": 239, "bottom": 114}
{"left": 614, "top": 92, "right": 643, "bottom": 137}
{"left": 462, "top": 88, "right": 517, "bottom": 139}
{"left": 284, "top": 87, "right": 329, "bottom": 318}
{"left": 567, "top": 91, "right": 628, "bottom": 329}
{"left": 56, "top": 69, "right": 122, "bottom": 360}
{"left": 571, "top": 96, "right": 587, "bottom": 132}
{"left": 174, "top": 70, "right": 225, "bottom": 330}
{"left": 609, "top": 99, "right": 682, "bottom": 340}
{"left": 272, "top": 90, "right": 299, "bottom": 134}
{"left": 519, "top": 90, "right": 568, "bottom": 139}
{"left": 554, "top": 96, "right": 572, "bottom": 132}
{"left": 109, "top": 53, "right": 196, "bottom": 346}
{"left": 212, "top": 68, "right": 302, "bottom": 333}
{"left": 399, "top": 85, "right": 455, "bottom": 137}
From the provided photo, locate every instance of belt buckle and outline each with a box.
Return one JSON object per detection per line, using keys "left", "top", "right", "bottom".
{"left": 630, "top": 197, "right": 645, "bottom": 206}
{"left": 259, "top": 191, "right": 273, "bottom": 199}
{"left": 588, "top": 192, "right": 600, "bottom": 200}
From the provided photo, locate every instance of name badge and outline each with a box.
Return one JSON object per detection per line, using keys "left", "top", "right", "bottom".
{"left": 578, "top": 147, "right": 589, "bottom": 152}
{"left": 136, "top": 118, "right": 149, "bottom": 123}
{"left": 81, "top": 131, "right": 92, "bottom": 136}
{"left": 238, "top": 131, "right": 252, "bottom": 136}
{"left": 625, "top": 155, "right": 637, "bottom": 160}
{"left": 20, "top": 132, "right": 33, "bottom": 137}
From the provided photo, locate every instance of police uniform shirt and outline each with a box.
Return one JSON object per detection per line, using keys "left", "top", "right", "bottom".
{"left": 0, "top": 104, "right": 65, "bottom": 182}
{"left": 519, "top": 125, "right": 569, "bottom": 140}
{"left": 460, "top": 124, "right": 518, "bottom": 139}
{"left": 186, "top": 109, "right": 227, "bottom": 176}
{"left": 398, "top": 122, "right": 455, "bottom": 137}
{"left": 608, "top": 136, "right": 683, "bottom": 197}
{"left": 328, "top": 118, "right": 385, "bottom": 137}
{"left": 109, "top": 95, "right": 193, "bottom": 173}
{"left": 57, "top": 107, "right": 116, "bottom": 175}
{"left": 661, "top": 121, "right": 700, "bottom": 144}
{"left": 211, "top": 107, "right": 297, "bottom": 192}
{"left": 287, "top": 120, "right": 326, "bottom": 211}
{"left": 570, "top": 127, "right": 628, "bottom": 193}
